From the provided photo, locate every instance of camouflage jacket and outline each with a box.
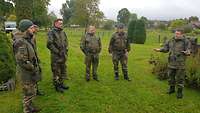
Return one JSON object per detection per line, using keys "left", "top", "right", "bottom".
{"left": 160, "top": 37, "right": 191, "bottom": 69}
{"left": 13, "top": 31, "right": 40, "bottom": 82}
{"left": 80, "top": 33, "right": 101, "bottom": 54}
{"left": 47, "top": 27, "right": 68, "bottom": 63}
{"left": 108, "top": 32, "right": 131, "bottom": 54}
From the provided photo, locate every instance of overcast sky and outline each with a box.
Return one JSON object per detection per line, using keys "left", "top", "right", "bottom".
{"left": 48, "top": 0, "right": 200, "bottom": 21}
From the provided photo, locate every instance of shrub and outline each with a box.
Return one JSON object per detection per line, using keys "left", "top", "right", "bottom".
{"left": 0, "top": 31, "right": 16, "bottom": 83}
{"left": 133, "top": 19, "right": 147, "bottom": 44}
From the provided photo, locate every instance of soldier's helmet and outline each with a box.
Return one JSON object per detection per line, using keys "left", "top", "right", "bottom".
{"left": 115, "top": 23, "right": 125, "bottom": 29}
{"left": 19, "top": 19, "right": 34, "bottom": 32}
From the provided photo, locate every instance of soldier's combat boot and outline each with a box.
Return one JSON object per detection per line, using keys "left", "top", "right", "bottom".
{"left": 123, "top": 70, "right": 131, "bottom": 81}
{"left": 167, "top": 86, "right": 175, "bottom": 94}
{"left": 177, "top": 88, "right": 183, "bottom": 99}
{"left": 115, "top": 72, "right": 119, "bottom": 80}
{"left": 93, "top": 74, "right": 99, "bottom": 81}
{"left": 124, "top": 74, "right": 131, "bottom": 81}
{"left": 86, "top": 74, "right": 90, "bottom": 82}
{"left": 29, "top": 106, "right": 41, "bottom": 113}
{"left": 60, "top": 83, "right": 69, "bottom": 90}
{"left": 54, "top": 83, "right": 64, "bottom": 93}
{"left": 36, "top": 89, "right": 45, "bottom": 96}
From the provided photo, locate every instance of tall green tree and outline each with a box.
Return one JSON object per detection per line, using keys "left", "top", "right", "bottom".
{"left": 69, "top": 0, "right": 104, "bottom": 27}
{"left": 16, "top": 0, "right": 33, "bottom": 23}
{"left": 117, "top": 8, "right": 130, "bottom": 26}
{"left": 127, "top": 19, "right": 137, "bottom": 43}
{"left": 60, "top": 0, "right": 75, "bottom": 25}
{"left": 133, "top": 19, "right": 146, "bottom": 44}
{"left": 32, "top": 0, "right": 49, "bottom": 27}
{"left": 0, "top": 0, "right": 14, "bottom": 18}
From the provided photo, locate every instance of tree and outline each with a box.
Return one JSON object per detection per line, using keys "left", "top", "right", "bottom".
{"left": 32, "top": 0, "right": 50, "bottom": 27}
{"left": 189, "top": 16, "right": 199, "bottom": 23}
{"left": 102, "top": 19, "right": 115, "bottom": 30}
{"left": 0, "top": 31, "right": 16, "bottom": 83}
{"left": 169, "top": 19, "right": 187, "bottom": 31}
{"left": 60, "top": 0, "right": 74, "bottom": 25}
{"left": 127, "top": 19, "right": 137, "bottom": 43}
{"left": 16, "top": 0, "right": 33, "bottom": 23}
{"left": 140, "top": 16, "right": 148, "bottom": 27}
{"left": 117, "top": 8, "right": 130, "bottom": 26}
{"left": 133, "top": 19, "right": 146, "bottom": 44}
{"left": 0, "top": 0, "right": 14, "bottom": 18}
{"left": 47, "top": 11, "right": 57, "bottom": 26}
{"left": 129, "top": 13, "right": 137, "bottom": 22}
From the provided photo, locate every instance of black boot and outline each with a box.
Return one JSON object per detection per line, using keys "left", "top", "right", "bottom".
{"left": 60, "top": 83, "right": 69, "bottom": 90}
{"left": 124, "top": 73, "right": 131, "bottom": 81}
{"left": 29, "top": 103, "right": 41, "bottom": 113}
{"left": 177, "top": 88, "right": 183, "bottom": 99}
{"left": 36, "top": 89, "right": 45, "bottom": 96}
{"left": 54, "top": 83, "right": 64, "bottom": 93}
{"left": 93, "top": 74, "right": 99, "bottom": 81}
{"left": 86, "top": 74, "right": 90, "bottom": 82}
{"left": 115, "top": 72, "right": 119, "bottom": 80}
{"left": 167, "top": 86, "right": 175, "bottom": 94}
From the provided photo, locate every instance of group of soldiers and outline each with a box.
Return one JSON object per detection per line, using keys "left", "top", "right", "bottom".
{"left": 12, "top": 19, "right": 131, "bottom": 113}
{"left": 12, "top": 18, "right": 190, "bottom": 113}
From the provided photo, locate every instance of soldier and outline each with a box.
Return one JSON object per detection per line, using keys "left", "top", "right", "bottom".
{"left": 13, "top": 19, "right": 41, "bottom": 113}
{"left": 108, "top": 23, "right": 131, "bottom": 81}
{"left": 154, "top": 29, "right": 191, "bottom": 99}
{"left": 80, "top": 26, "right": 102, "bottom": 81}
{"left": 47, "top": 19, "right": 69, "bottom": 93}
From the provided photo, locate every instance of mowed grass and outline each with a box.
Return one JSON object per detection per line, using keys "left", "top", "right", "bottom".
{"left": 0, "top": 29, "right": 200, "bottom": 113}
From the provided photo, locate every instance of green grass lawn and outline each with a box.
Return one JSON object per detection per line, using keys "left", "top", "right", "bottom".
{"left": 0, "top": 29, "right": 200, "bottom": 113}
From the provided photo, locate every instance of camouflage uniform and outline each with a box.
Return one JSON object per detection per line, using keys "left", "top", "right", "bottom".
{"left": 80, "top": 33, "right": 101, "bottom": 81}
{"left": 13, "top": 31, "right": 41, "bottom": 113}
{"left": 108, "top": 31, "right": 131, "bottom": 80}
{"left": 47, "top": 27, "right": 68, "bottom": 89}
{"left": 159, "top": 36, "right": 191, "bottom": 98}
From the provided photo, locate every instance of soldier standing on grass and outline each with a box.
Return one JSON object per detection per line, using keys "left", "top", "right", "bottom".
{"left": 80, "top": 26, "right": 102, "bottom": 81}
{"left": 108, "top": 23, "right": 131, "bottom": 81}
{"left": 47, "top": 19, "right": 69, "bottom": 93}
{"left": 13, "top": 19, "right": 41, "bottom": 113}
{"left": 154, "top": 29, "right": 191, "bottom": 99}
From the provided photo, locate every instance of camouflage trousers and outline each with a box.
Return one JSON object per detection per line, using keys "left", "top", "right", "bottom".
{"left": 22, "top": 82, "right": 36, "bottom": 113}
{"left": 85, "top": 53, "right": 99, "bottom": 79}
{"left": 51, "top": 62, "right": 67, "bottom": 86}
{"left": 168, "top": 68, "right": 185, "bottom": 88}
{"left": 112, "top": 52, "right": 128, "bottom": 75}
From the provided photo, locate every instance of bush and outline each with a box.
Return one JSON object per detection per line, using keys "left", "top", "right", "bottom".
{"left": 127, "top": 20, "right": 136, "bottom": 43}
{"left": 0, "top": 31, "right": 15, "bottom": 83}
{"left": 133, "top": 19, "right": 147, "bottom": 44}
{"left": 150, "top": 50, "right": 200, "bottom": 90}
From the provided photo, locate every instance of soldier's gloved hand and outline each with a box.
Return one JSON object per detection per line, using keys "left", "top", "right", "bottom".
{"left": 23, "top": 61, "right": 35, "bottom": 71}
{"left": 153, "top": 48, "right": 161, "bottom": 52}
{"left": 181, "top": 50, "right": 190, "bottom": 56}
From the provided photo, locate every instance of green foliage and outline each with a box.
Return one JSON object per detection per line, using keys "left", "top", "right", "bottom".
{"left": 60, "top": 0, "right": 74, "bottom": 25}
{"left": 169, "top": 19, "right": 187, "bottom": 31}
{"left": 149, "top": 54, "right": 168, "bottom": 80}
{"left": 127, "top": 19, "right": 136, "bottom": 43}
{"left": 117, "top": 8, "right": 130, "bottom": 26}
{"left": 189, "top": 16, "right": 199, "bottom": 22}
{"left": 16, "top": 0, "right": 33, "bottom": 23}
{"left": 64, "top": 0, "right": 104, "bottom": 27}
{"left": 128, "top": 13, "right": 137, "bottom": 22}
{"left": 0, "top": 31, "right": 16, "bottom": 83}
{"left": 133, "top": 19, "right": 147, "bottom": 44}
{"left": 102, "top": 19, "right": 115, "bottom": 30}
{"left": 32, "top": 0, "right": 49, "bottom": 27}
{"left": 185, "top": 54, "right": 200, "bottom": 89}
{"left": 0, "top": 0, "right": 14, "bottom": 17}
